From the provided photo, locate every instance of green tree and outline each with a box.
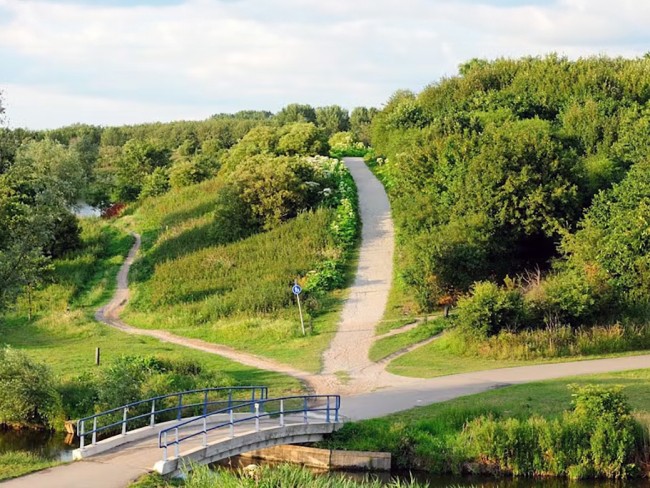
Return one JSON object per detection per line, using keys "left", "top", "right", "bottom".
{"left": 277, "top": 122, "right": 324, "bottom": 156}
{"left": 275, "top": 103, "right": 316, "bottom": 125}
{"left": 350, "top": 106, "right": 378, "bottom": 145}
{"left": 315, "top": 105, "right": 350, "bottom": 138}
{"left": 0, "top": 347, "right": 62, "bottom": 428}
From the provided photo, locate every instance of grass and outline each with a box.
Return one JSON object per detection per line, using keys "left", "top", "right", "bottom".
{"left": 0, "top": 218, "right": 303, "bottom": 407}
{"left": 130, "top": 463, "right": 428, "bottom": 488}
{"left": 124, "top": 210, "right": 344, "bottom": 373}
{"left": 0, "top": 451, "right": 62, "bottom": 481}
{"left": 322, "top": 368, "right": 650, "bottom": 473}
{"left": 369, "top": 318, "right": 447, "bottom": 362}
{"left": 120, "top": 168, "right": 359, "bottom": 373}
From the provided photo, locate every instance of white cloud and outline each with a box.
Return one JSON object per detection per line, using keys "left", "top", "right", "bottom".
{"left": 0, "top": 0, "right": 649, "bottom": 128}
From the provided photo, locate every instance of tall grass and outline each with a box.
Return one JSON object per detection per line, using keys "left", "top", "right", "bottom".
{"left": 131, "top": 463, "right": 430, "bottom": 488}
{"left": 124, "top": 159, "right": 360, "bottom": 371}
{"left": 446, "top": 324, "right": 650, "bottom": 361}
{"left": 0, "top": 451, "right": 61, "bottom": 481}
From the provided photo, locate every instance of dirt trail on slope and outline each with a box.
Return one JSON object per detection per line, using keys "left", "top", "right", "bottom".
{"left": 95, "top": 233, "right": 324, "bottom": 393}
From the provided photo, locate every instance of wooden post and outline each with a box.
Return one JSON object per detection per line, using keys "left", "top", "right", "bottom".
{"left": 95, "top": 347, "right": 101, "bottom": 366}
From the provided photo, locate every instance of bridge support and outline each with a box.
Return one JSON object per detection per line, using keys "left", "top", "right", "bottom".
{"left": 154, "top": 422, "right": 343, "bottom": 477}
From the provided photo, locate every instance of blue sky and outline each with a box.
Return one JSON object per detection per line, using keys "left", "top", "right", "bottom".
{"left": 0, "top": 0, "right": 649, "bottom": 129}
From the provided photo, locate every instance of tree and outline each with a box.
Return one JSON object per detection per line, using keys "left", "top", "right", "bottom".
{"left": 0, "top": 347, "right": 62, "bottom": 428}
{"left": 277, "top": 122, "right": 324, "bottom": 156}
{"left": 315, "top": 105, "right": 350, "bottom": 138}
{"left": 350, "top": 106, "right": 378, "bottom": 145}
{"left": 275, "top": 103, "right": 317, "bottom": 125}
{"left": 0, "top": 140, "right": 83, "bottom": 312}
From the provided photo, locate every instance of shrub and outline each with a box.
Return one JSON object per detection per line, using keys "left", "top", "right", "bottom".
{"left": 0, "top": 347, "right": 62, "bottom": 428}
{"left": 462, "top": 385, "right": 645, "bottom": 479}
{"left": 455, "top": 281, "right": 528, "bottom": 337}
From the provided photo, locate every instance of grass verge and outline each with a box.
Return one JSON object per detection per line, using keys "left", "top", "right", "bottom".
{"left": 369, "top": 318, "right": 447, "bottom": 362}
{"left": 0, "top": 452, "right": 62, "bottom": 481}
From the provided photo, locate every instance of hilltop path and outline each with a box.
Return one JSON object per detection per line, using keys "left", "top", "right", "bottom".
{"left": 96, "top": 157, "right": 650, "bottom": 404}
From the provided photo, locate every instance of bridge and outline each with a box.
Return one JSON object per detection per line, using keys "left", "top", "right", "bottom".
{"left": 69, "top": 386, "right": 342, "bottom": 478}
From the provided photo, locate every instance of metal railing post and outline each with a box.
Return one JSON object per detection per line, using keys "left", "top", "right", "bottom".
{"left": 177, "top": 394, "right": 183, "bottom": 421}
{"left": 228, "top": 390, "right": 232, "bottom": 409}
{"left": 203, "top": 390, "right": 208, "bottom": 416}
{"left": 335, "top": 396, "right": 339, "bottom": 422}
{"left": 255, "top": 403, "right": 260, "bottom": 432}
{"left": 229, "top": 408, "right": 234, "bottom": 438}
{"left": 163, "top": 431, "right": 168, "bottom": 461}
{"left": 122, "top": 407, "right": 128, "bottom": 436}
{"left": 202, "top": 416, "right": 207, "bottom": 447}
{"left": 250, "top": 388, "right": 255, "bottom": 413}
{"left": 92, "top": 417, "right": 97, "bottom": 445}
{"left": 280, "top": 399, "right": 285, "bottom": 427}
{"left": 174, "top": 427, "right": 179, "bottom": 458}
{"left": 303, "top": 397, "right": 308, "bottom": 424}
{"left": 79, "top": 421, "right": 85, "bottom": 450}
{"left": 326, "top": 396, "right": 330, "bottom": 423}
{"left": 150, "top": 400, "right": 156, "bottom": 427}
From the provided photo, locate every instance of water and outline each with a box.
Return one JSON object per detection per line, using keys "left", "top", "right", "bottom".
{"left": 0, "top": 428, "right": 76, "bottom": 462}
{"left": 71, "top": 201, "right": 101, "bottom": 218}
{"left": 215, "top": 457, "right": 648, "bottom": 487}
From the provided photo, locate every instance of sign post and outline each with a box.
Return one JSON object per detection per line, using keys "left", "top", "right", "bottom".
{"left": 292, "top": 282, "right": 305, "bottom": 336}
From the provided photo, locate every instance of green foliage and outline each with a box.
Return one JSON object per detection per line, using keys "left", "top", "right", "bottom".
{"left": 561, "top": 160, "right": 650, "bottom": 319}
{"left": 0, "top": 347, "right": 62, "bottom": 428}
{"left": 277, "top": 122, "right": 325, "bottom": 156}
{"left": 462, "top": 385, "right": 643, "bottom": 479}
{"left": 371, "top": 55, "right": 650, "bottom": 320}
{"left": 328, "top": 132, "right": 368, "bottom": 158}
{"left": 315, "top": 105, "right": 350, "bottom": 138}
{"left": 274, "top": 103, "right": 317, "bottom": 125}
{"left": 139, "top": 167, "right": 169, "bottom": 198}
{"left": 0, "top": 451, "right": 60, "bottom": 481}
{"left": 455, "top": 281, "right": 527, "bottom": 338}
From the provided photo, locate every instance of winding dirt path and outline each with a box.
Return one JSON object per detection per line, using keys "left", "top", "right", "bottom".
{"left": 96, "top": 157, "right": 650, "bottom": 412}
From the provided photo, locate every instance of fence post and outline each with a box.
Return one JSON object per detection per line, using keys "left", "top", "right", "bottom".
{"left": 229, "top": 408, "right": 234, "bottom": 438}
{"left": 174, "top": 427, "right": 179, "bottom": 458}
{"left": 150, "top": 400, "right": 156, "bottom": 427}
{"left": 203, "top": 390, "right": 208, "bottom": 416}
{"left": 177, "top": 394, "right": 183, "bottom": 421}
{"left": 163, "top": 431, "right": 168, "bottom": 461}
{"left": 335, "top": 396, "right": 339, "bottom": 423}
{"left": 326, "top": 396, "right": 330, "bottom": 423}
{"left": 255, "top": 403, "right": 260, "bottom": 432}
{"left": 250, "top": 388, "right": 255, "bottom": 413}
{"left": 79, "top": 421, "right": 85, "bottom": 450}
{"left": 228, "top": 390, "right": 232, "bottom": 410}
{"left": 202, "top": 416, "right": 207, "bottom": 447}
{"left": 303, "top": 397, "right": 308, "bottom": 424}
{"left": 92, "top": 417, "right": 97, "bottom": 445}
{"left": 122, "top": 407, "right": 128, "bottom": 436}
{"left": 280, "top": 399, "right": 285, "bottom": 427}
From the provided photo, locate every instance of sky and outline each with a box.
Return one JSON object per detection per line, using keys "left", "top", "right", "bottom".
{"left": 0, "top": 0, "right": 649, "bottom": 129}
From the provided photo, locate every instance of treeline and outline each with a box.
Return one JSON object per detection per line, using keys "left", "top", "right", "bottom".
{"left": 370, "top": 55, "right": 650, "bottom": 341}
{"left": 0, "top": 101, "right": 376, "bottom": 315}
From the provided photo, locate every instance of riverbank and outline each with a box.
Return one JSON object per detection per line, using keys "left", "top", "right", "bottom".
{"left": 322, "top": 369, "right": 650, "bottom": 479}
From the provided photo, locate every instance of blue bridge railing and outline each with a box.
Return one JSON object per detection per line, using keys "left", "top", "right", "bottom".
{"left": 158, "top": 394, "right": 341, "bottom": 461}
{"left": 77, "top": 386, "right": 268, "bottom": 450}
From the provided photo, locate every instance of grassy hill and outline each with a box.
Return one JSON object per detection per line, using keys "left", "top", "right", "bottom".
{"left": 120, "top": 156, "right": 358, "bottom": 372}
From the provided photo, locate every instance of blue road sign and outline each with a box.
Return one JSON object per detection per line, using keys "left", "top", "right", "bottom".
{"left": 292, "top": 284, "right": 302, "bottom": 295}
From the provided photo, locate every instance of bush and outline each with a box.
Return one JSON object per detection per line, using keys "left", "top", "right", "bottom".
{"left": 455, "top": 281, "right": 528, "bottom": 337}
{"left": 0, "top": 347, "right": 62, "bottom": 428}
{"left": 462, "top": 385, "right": 644, "bottom": 479}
